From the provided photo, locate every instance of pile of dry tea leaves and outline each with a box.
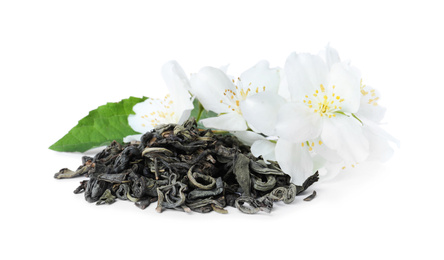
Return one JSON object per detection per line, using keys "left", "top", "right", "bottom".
{"left": 55, "top": 118, "right": 318, "bottom": 214}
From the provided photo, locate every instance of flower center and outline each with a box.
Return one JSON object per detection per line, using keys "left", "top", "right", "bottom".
{"left": 140, "top": 94, "right": 177, "bottom": 128}
{"left": 360, "top": 80, "right": 379, "bottom": 106}
{"left": 219, "top": 77, "right": 267, "bottom": 114}
{"left": 303, "top": 84, "right": 344, "bottom": 118}
{"left": 301, "top": 140, "right": 323, "bottom": 151}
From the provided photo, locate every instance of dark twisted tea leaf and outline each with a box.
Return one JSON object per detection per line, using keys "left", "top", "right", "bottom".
{"left": 187, "top": 177, "right": 224, "bottom": 200}
{"left": 116, "top": 184, "right": 130, "bottom": 200}
{"left": 267, "top": 184, "right": 297, "bottom": 204}
{"left": 98, "top": 173, "right": 128, "bottom": 183}
{"left": 144, "top": 178, "right": 162, "bottom": 197}
{"left": 54, "top": 168, "right": 77, "bottom": 179}
{"left": 211, "top": 204, "right": 228, "bottom": 214}
{"left": 252, "top": 175, "right": 276, "bottom": 192}
{"left": 113, "top": 146, "right": 141, "bottom": 173}
{"left": 173, "top": 125, "right": 192, "bottom": 140}
{"left": 296, "top": 172, "right": 320, "bottom": 195}
{"left": 141, "top": 147, "right": 173, "bottom": 157}
{"left": 126, "top": 192, "right": 139, "bottom": 202}
{"left": 233, "top": 153, "right": 251, "bottom": 196}
{"left": 186, "top": 196, "right": 226, "bottom": 213}
{"left": 57, "top": 117, "right": 320, "bottom": 214}
{"left": 73, "top": 180, "right": 88, "bottom": 194}
{"left": 235, "top": 196, "right": 273, "bottom": 214}
{"left": 132, "top": 176, "right": 148, "bottom": 198}
{"left": 155, "top": 179, "right": 188, "bottom": 213}
{"left": 303, "top": 190, "right": 317, "bottom": 201}
{"left": 54, "top": 165, "right": 90, "bottom": 179}
{"left": 84, "top": 178, "right": 109, "bottom": 203}
{"left": 249, "top": 160, "right": 285, "bottom": 176}
{"left": 96, "top": 189, "right": 116, "bottom": 205}
{"left": 135, "top": 197, "right": 157, "bottom": 210}
{"left": 187, "top": 166, "right": 216, "bottom": 190}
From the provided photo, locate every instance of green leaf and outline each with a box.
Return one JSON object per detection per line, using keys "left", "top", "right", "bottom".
{"left": 49, "top": 96, "right": 148, "bottom": 152}
{"left": 189, "top": 98, "right": 217, "bottom": 125}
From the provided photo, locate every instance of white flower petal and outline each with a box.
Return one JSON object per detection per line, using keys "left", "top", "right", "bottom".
{"left": 312, "top": 138, "right": 343, "bottom": 163}
{"left": 189, "top": 67, "right": 234, "bottom": 114}
{"left": 321, "top": 44, "right": 341, "bottom": 70}
{"left": 123, "top": 134, "right": 143, "bottom": 143}
{"left": 360, "top": 118, "right": 399, "bottom": 162}
{"left": 200, "top": 112, "right": 247, "bottom": 131}
{"left": 161, "top": 60, "right": 191, "bottom": 93}
{"left": 231, "top": 130, "right": 265, "bottom": 146}
{"left": 357, "top": 103, "right": 386, "bottom": 123}
{"left": 161, "top": 61, "right": 194, "bottom": 124}
{"left": 277, "top": 67, "right": 291, "bottom": 101}
{"left": 128, "top": 98, "right": 167, "bottom": 133}
{"left": 321, "top": 114, "right": 369, "bottom": 162}
{"left": 358, "top": 85, "right": 386, "bottom": 123}
{"left": 240, "top": 60, "right": 281, "bottom": 94}
{"left": 363, "top": 125, "right": 394, "bottom": 162}
{"left": 240, "top": 91, "right": 286, "bottom": 136}
{"left": 275, "top": 102, "right": 323, "bottom": 143}
{"left": 251, "top": 139, "right": 277, "bottom": 162}
{"left": 311, "top": 154, "right": 327, "bottom": 173}
{"left": 327, "top": 62, "right": 361, "bottom": 113}
{"left": 275, "top": 139, "right": 313, "bottom": 185}
{"left": 319, "top": 160, "right": 344, "bottom": 182}
{"left": 177, "top": 109, "right": 192, "bottom": 125}
{"left": 219, "top": 64, "right": 230, "bottom": 74}
{"left": 285, "top": 52, "right": 328, "bottom": 102}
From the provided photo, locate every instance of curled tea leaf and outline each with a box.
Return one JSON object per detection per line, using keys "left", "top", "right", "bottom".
{"left": 187, "top": 166, "right": 216, "bottom": 190}
{"left": 233, "top": 153, "right": 252, "bottom": 196}
{"left": 96, "top": 189, "right": 116, "bottom": 205}
{"left": 235, "top": 196, "right": 273, "bottom": 214}
{"left": 252, "top": 175, "right": 276, "bottom": 192}
{"left": 303, "top": 190, "right": 317, "bottom": 201}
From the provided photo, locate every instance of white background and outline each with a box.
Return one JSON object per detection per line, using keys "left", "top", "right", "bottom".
{"left": 1, "top": 1, "right": 443, "bottom": 259}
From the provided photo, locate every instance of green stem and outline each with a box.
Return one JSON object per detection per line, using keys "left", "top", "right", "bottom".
{"left": 351, "top": 113, "right": 364, "bottom": 125}
{"left": 196, "top": 102, "right": 204, "bottom": 122}
{"left": 334, "top": 111, "right": 350, "bottom": 117}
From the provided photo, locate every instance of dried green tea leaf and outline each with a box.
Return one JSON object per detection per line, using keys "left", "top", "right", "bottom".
{"left": 96, "top": 189, "right": 116, "bottom": 205}
{"left": 56, "top": 118, "right": 320, "bottom": 214}
{"left": 233, "top": 153, "right": 252, "bottom": 196}
{"left": 303, "top": 190, "right": 317, "bottom": 201}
